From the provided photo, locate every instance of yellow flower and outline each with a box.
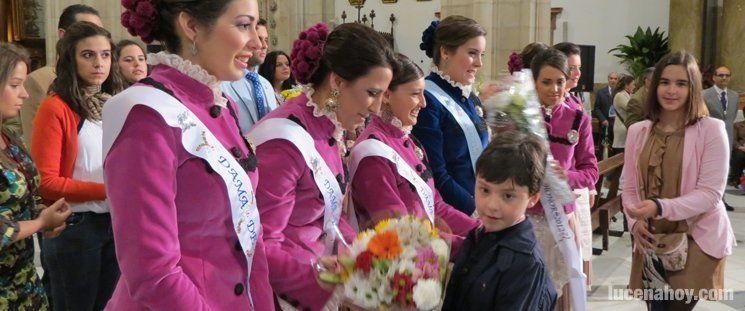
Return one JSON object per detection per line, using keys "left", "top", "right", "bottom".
{"left": 374, "top": 219, "right": 391, "bottom": 233}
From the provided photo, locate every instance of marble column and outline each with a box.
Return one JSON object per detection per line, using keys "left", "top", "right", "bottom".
{"left": 717, "top": 0, "right": 745, "bottom": 93}
{"left": 668, "top": 0, "right": 704, "bottom": 60}
{"left": 440, "top": 0, "right": 551, "bottom": 81}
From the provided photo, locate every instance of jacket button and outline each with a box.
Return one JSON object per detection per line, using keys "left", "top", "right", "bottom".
{"left": 328, "top": 137, "right": 336, "bottom": 146}
{"left": 234, "top": 283, "right": 244, "bottom": 295}
{"left": 210, "top": 105, "right": 222, "bottom": 118}
{"left": 415, "top": 164, "right": 423, "bottom": 172}
{"left": 231, "top": 147, "right": 243, "bottom": 158}
{"left": 460, "top": 98, "right": 466, "bottom": 103}
{"left": 403, "top": 140, "right": 410, "bottom": 148}
{"left": 234, "top": 240, "right": 242, "bottom": 251}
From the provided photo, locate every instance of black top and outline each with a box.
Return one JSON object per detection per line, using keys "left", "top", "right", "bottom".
{"left": 442, "top": 219, "right": 557, "bottom": 311}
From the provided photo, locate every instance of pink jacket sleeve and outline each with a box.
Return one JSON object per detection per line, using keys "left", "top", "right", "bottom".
{"left": 352, "top": 157, "right": 410, "bottom": 223}
{"left": 255, "top": 139, "right": 333, "bottom": 310}
{"left": 104, "top": 106, "right": 209, "bottom": 310}
{"left": 659, "top": 122, "right": 728, "bottom": 221}
{"left": 621, "top": 124, "right": 643, "bottom": 234}
{"left": 567, "top": 114, "right": 599, "bottom": 190}
{"left": 434, "top": 191, "right": 479, "bottom": 237}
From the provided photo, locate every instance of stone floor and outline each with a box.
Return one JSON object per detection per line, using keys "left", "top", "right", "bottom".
{"left": 586, "top": 186, "right": 745, "bottom": 310}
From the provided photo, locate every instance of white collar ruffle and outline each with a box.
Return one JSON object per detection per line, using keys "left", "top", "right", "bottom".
{"left": 302, "top": 85, "right": 345, "bottom": 144}
{"left": 147, "top": 52, "right": 228, "bottom": 108}
{"left": 381, "top": 105, "right": 411, "bottom": 136}
{"left": 431, "top": 65, "right": 473, "bottom": 98}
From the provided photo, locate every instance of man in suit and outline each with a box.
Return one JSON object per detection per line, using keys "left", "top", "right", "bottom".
{"left": 704, "top": 66, "right": 740, "bottom": 211}
{"left": 221, "top": 18, "right": 279, "bottom": 134}
{"left": 624, "top": 67, "right": 655, "bottom": 127}
{"left": 593, "top": 72, "right": 618, "bottom": 159}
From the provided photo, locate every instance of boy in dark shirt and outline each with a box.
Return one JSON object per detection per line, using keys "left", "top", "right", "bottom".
{"left": 442, "top": 131, "right": 557, "bottom": 310}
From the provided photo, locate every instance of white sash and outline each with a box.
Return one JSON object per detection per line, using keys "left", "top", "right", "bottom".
{"left": 540, "top": 168, "right": 587, "bottom": 310}
{"left": 247, "top": 118, "right": 344, "bottom": 251}
{"left": 348, "top": 139, "right": 435, "bottom": 224}
{"left": 102, "top": 86, "right": 261, "bottom": 307}
{"left": 425, "top": 80, "right": 484, "bottom": 170}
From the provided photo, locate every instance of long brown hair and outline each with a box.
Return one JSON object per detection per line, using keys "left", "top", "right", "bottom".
{"left": 49, "top": 21, "right": 124, "bottom": 120}
{"left": 645, "top": 51, "right": 708, "bottom": 126}
{"left": 0, "top": 43, "right": 32, "bottom": 160}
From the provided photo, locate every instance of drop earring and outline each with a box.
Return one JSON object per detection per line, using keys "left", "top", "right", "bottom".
{"left": 191, "top": 38, "right": 198, "bottom": 56}
{"left": 324, "top": 89, "right": 340, "bottom": 112}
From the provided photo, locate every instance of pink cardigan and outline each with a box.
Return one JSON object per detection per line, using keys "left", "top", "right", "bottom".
{"left": 622, "top": 118, "right": 735, "bottom": 259}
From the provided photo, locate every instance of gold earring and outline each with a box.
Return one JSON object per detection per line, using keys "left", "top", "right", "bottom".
{"left": 324, "top": 89, "right": 340, "bottom": 111}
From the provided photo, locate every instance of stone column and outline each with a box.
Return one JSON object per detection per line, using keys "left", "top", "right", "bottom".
{"left": 668, "top": 0, "right": 704, "bottom": 60}
{"left": 440, "top": 0, "right": 551, "bottom": 81}
{"left": 717, "top": 0, "right": 745, "bottom": 93}
{"left": 272, "top": 0, "right": 336, "bottom": 53}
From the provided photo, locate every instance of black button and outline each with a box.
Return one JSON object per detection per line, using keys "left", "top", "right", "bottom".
{"left": 230, "top": 147, "right": 243, "bottom": 158}
{"left": 415, "top": 164, "right": 423, "bottom": 172}
{"left": 234, "top": 240, "right": 242, "bottom": 251}
{"left": 403, "top": 140, "right": 410, "bottom": 148}
{"left": 209, "top": 106, "right": 222, "bottom": 118}
{"left": 234, "top": 283, "right": 244, "bottom": 295}
{"left": 460, "top": 98, "right": 466, "bottom": 103}
{"left": 327, "top": 137, "right": 336, "bottom": 146}
{"left": 239, "top": 156, "right": 257, "bottom": 172}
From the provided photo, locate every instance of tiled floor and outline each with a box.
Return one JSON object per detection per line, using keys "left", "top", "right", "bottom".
{"left": 586, "top": 187, "right": 745, "bottom": 310}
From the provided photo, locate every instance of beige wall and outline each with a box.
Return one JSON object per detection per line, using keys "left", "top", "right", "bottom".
{"left": 668, "top": 0, "right": 704, "bottom": 60}
{"left": 441, "top": 0, "right": 551, "bottom": 81}
{"left": 717, "top": 0, "right": 745, "bottom": 93}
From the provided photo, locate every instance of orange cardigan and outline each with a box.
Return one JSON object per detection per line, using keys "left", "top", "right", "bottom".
{"left": 30, "top": 94, "right": 106, "bottom": 202}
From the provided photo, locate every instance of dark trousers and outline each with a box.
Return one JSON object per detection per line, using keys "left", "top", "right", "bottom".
{"left": 729, "top": 148, "right": 745, "bottom": 185}
{"left": 42, "top": 212, "right": 119, "bottom": 311}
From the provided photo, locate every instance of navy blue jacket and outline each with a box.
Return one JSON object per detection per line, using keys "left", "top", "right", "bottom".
{"left": 442, "top": 220, "right": 557, "bottom": 311}
{"left": 411, "top": 73, "right": 488, "bottom": 215}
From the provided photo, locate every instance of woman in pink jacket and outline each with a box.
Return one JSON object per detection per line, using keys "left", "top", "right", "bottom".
{"left": 623, "top": 51, "right": 735, "bottom": 310}
{"left": 349, "top": 54, "right": 478, "bottom": 238}
{"left": 103, "top": 0, "right": 274, "bottom": 310}
{"left": 247, "top": 23, "right": 395, "bottom": 310}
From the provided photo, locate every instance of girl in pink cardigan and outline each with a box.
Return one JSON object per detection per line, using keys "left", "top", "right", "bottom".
{"left": 623, "top": 51, "right": 735, "bottom": 310}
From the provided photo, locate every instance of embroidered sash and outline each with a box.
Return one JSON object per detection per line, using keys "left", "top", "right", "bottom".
{"left": 425, "top": 80, "right": 484, "bottom": 170}
{"left": 348, "top": 139, "right": 435, "bottom": 224}
{"left": 247, "top": 118, "right": 344, "bottom": 251}
{"left": 102, "top": 86, "right": 261, "bottom": 307}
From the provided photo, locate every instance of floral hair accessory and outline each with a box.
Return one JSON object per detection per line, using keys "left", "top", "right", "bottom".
{"left": 121, "top": 0, "right": 158, "bottom": 43}
{"left": 419, "top": 20, "right": 440, "bottom": 59}
{"left": 507, "top": 52, "right": 524, "bottom": 74}
{"left": 291, "top": 23, "right": 329, "bottom": 84}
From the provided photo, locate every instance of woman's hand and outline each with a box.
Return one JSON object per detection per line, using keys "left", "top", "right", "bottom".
{"left": 631, "top": 220, "right": 655, "bottom": 254}
{"left": 626, "top": 199, "right": 658, "bottom": 220}
{"left": 38, "top": 198, "right": 71, "bottom": 231}
{"left": 43, "top": 223, "right": 67, "bottom": 238}
{"left": 550, "top": 160, "right": 569, "bottom": 182}
{"left": 316, "top": 256, "right": 343, "bottom": 291}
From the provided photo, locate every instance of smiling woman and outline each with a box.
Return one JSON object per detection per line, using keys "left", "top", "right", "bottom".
{"left": 30, "top": 21, "right": 124, "bottom": 310}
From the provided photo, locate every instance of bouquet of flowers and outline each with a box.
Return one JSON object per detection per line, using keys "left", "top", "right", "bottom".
{"left": 280, "top": 84, "right": 303, "bottom": 101}
{"left": 320, "top": 216, "right": 450, "bottom": 310}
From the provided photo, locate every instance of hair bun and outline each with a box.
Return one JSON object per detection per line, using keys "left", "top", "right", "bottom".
{"left": 121, "top": 0, "right": 158, "bottom": 43}
{"left": 507, "top": 52, "right": 524, "bottom": 74}
{"left": 291, "top": 23, "right": 329, "bottom": 84}
{"left": 419, "top": 20, "right": 439, "bottom": 59}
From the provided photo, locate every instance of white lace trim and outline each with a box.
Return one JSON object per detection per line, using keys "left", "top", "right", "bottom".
{"left": 302, "top": 85, "right": 344, "bottom": 144}
{"left": 147, "top": 52, "right": 228, "bottom": 108}
{"left": 431, "top": 65, "right": 473, "bottom": 98}
{"left": 381, "top": 105, "right": 411, "bottom": 136}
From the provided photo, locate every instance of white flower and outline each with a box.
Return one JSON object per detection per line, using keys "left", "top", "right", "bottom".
{"left": 344, "top": 272, "right": 380, "bottom": 309}
{"left": 430, "top": 238, "right": 450, "bottom": 262}
{"left": 412, "top": 279, "right": 442, "bottom": 310}
{"left": 349, "top": 230, "right": 374, "bottom": 257}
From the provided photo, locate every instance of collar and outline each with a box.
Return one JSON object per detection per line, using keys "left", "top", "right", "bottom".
{"left": 430, "top": 65, "right": 473, "bottom": 98}
{"left": 473, "top": 219, "right": 535, "bottom": 254}
{"left": 302, "top": 85, "right": 345, "bottom": 144}
{"left": 147, "top": 52, "right": 228, "bottom": 108}
{"left": 714, "top": 85, "right": 728, "bottom": 95}
{"left": 372, "top": 114, "right": 408, "bottom": 138}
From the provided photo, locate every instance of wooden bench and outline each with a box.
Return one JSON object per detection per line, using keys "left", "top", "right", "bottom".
{"left": 591, "top": 152, "right": 626, "bottom": 254}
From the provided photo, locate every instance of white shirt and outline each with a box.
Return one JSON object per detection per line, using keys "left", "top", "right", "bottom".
{"left": 71, "top": 119, "right": 109, "bottom": 213}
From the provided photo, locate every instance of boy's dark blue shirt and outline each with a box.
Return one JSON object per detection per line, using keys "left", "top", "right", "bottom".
{"left": 442, "top": 219, "right": 557, "bottom": 311}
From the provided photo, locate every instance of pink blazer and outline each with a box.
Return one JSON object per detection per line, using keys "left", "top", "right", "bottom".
{"left": 622, "top": 118, "right": 736, "bottom": 259}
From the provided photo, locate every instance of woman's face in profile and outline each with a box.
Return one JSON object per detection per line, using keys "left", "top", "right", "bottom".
{"left": 335, "top": 66, "right": 393, "bottom": 131}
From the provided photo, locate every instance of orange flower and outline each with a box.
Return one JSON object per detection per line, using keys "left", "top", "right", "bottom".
{"left": 367, "top": 230, "right": 402, "bottom": 260}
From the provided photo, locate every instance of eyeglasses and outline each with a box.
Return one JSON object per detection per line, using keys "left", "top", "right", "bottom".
{"left": 715, "top": 74, "right": 731, "bottom": 78}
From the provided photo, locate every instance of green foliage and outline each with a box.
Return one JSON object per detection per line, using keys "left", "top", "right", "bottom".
{"left": 609, "top": 26, "right": 670, "bottom": 79}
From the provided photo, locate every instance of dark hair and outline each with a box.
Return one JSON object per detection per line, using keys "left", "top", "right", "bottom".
{"left": 259, "top": 50, "right": 296, "bottom": 91}
{"left": 307, "top": 23, "right": 395, "bottom": 86}
{"left": 389, "top": 53, "right": 424, "bottom": 91}
{"left": 645, "top": 51, "right": 708, "bottom": 126}
{"left": 58, "top": 4, "right": 100, "bottom": 30}
{"left": 641, "top": 67, "right": 655, "bottom": 82}
{"left": 612, "top": 74, "right": 635, "bottom": 99}
{"left": 49, "top": 22, "right": 125, "bottom": 120}
{"left": 432, "top": 15, "right": 486, "bottom": 66}
{"left": 115, "top": 39, "right": 146, "bottom": 58}
{"left": 145, "top": 0, "right": 234, "bottom": 53}
{"left": 553, "top": 42, "right": 581, "bottom": 57}
{"left": 521, "top": 42, "right": 550, "bottom": 70}
{"left": 476, "top": 131, "right": 547, "bottom": 195}
{"left": 0, "top": 42, "right": 30, "bottom": 92}
{"left": 530, "top": 48, "right": 569, "bottom": 80}
{"left": 258, "top": 18, "right": 268, "bottom": 27}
